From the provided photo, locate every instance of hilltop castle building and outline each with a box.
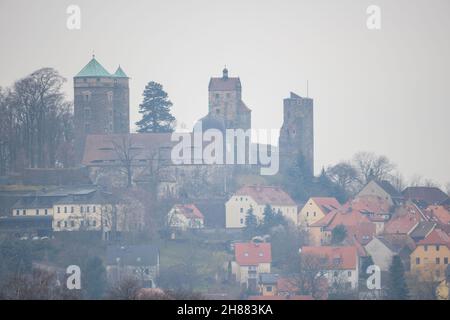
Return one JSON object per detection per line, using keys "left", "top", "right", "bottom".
{"left": 75, "top": 57, "right": 314, "bottom": 196}
{"left": 74, "top": 56, "right": 130, "bottom": 161}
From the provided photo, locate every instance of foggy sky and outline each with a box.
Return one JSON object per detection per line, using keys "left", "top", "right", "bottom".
{"left": 0, "top": 0, "right": 449, "bottom": 186}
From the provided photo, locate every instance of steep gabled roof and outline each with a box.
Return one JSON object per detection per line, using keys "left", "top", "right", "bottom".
{"left": 233, "top": 185, "right": 296, "bottom": 206}
{"left": 301, "top": 246, "right": 358, "bottom": 270}
{"left": 173, "top": 204, "right": 204, "bottom": 220}
{"left": 402, "top": 187, "right": 449, "bottom": 206}
{"left": 311, "top": 197, "right": 341, "bottom": 214}
{"left": 234, "top": 242, "right": 271, "bottom": 266}
{"left": 417, "top": 229, "right": 450, "bottom": 247}
{"left": 113, "top": 66, "right": 128, "bottom": 78}
{"left": 75, "top": 56, "right": 111, "bottom": 78}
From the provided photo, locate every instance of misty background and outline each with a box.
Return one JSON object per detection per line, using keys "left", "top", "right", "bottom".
{"left": 0, "top": 0, "right": 449, "bottom": 185}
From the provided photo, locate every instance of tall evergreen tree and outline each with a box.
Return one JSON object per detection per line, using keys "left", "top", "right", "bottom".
{"left": 136, "top": 81, "right": 175, "bottom": 133}
{"left": 331, "top": 224, "right": 347, "bottom": 245}
{"left": 387, "top": 255, "right": 409, "bottom": 300}
{"left": 244, "top": 206, "right": 258, "bottom": 238}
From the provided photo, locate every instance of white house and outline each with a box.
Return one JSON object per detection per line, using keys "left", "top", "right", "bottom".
{"left": 231, "top": 242, "right": 272, "bottom": 289}
{"left": 167, "top": 204, "right": 204, "bottom": 230}
{"left": 300, "top": 246, "right": 359, "bottom": 290}
{"left": 225, "top": 185, "right": 297, "bottom": 228}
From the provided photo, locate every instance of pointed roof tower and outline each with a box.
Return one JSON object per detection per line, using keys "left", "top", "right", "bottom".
{"left": 113, "top": 65, "right": 128, "bottom": 78}
{"left": 75, "top": 55, "right": 111, "bottom": 78}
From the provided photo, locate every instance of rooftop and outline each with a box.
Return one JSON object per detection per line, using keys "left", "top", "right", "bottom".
{"left": 234, "top": 242, "right": 272, "bottom": 266}
{"left": 233, "top": 185, "right": 296, "bottom": 207}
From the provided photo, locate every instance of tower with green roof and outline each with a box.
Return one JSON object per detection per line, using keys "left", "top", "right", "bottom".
{"left": 73, "top": 55, "right": 130, "bottom": 161}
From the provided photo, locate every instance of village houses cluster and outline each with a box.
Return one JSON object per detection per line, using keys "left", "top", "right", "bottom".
{"left": 0, "top": 56, "right": 449, "bottom": 300}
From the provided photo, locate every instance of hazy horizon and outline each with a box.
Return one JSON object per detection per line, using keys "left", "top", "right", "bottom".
{"left": 1, "top": 0, "right": 449, "bottom": 186}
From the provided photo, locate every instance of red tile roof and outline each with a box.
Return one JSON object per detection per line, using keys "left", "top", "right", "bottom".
{"left": 417, "top": 229, "right": 450, "bottom": 247}
{"left": 234, "top": 185, "right": 296, "bottom": 206}
{"left": 301, "top": 246, "right": 358, "bottom": 270}
{"left": 235, "top": 242, "right": 272, "bottom": 266}
{"left": 426, "top": 205, "right": 450, "bottom": 225}
{"left": 384, "top": 204, "right": 423, "bottom": 234}
{"left": 311, "top": 197, "right": 341, "bottom": 214}
{"left": 173, "top": 204, "right": 204, "bottom": 220}
{"left": 350, "top": 195, "right": 391, "bottom": 214}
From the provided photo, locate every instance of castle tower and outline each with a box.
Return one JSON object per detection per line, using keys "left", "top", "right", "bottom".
{"left": 73, "top": 56, "right": 130, "bottom": 162}
{"left": 279, "top": 92, "right": 314, "bottom": 175}
{"left": 207, "top": 67, "right": 251, "bottom": 130}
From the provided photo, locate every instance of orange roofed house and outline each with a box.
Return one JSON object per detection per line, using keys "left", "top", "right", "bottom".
{"left": 300, "top": 246, "right": 359, "bottom": 290}
{"left": 410, "top": 228, "right": 450, "bottom": 282}
{"left": 225, "top": 185, "right": 297, "bottom": 228}
{"left": 232, "top": 242, "right": 272, "bottom": 289}
{"left": 309, "top": 206, "right": 376, "bottom": 246}
{"left": 298, "top": 197, "right": 341, "bottom": 228}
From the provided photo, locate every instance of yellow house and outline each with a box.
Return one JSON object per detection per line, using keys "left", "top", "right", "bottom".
{"left": 298, "top": 197, "right": 340, "bottom": 227}
{"left": 410, "top": 229, "right": 450, "bottom": 282}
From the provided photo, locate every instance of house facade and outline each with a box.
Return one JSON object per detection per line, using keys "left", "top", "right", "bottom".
{"left": 231, "top": 242, "right": 272, "bottom": 289}
{"left": 167, "top": 204, "right": 204, "bottom": 230}
{"left": 225, "top": 185, "right": 297, "bottom": 228}
{"left": 301, "top": 246, "right": 359, "bottom": 290}
{"left": 298, "top": 197, "right": 340, "bottom": 227}
{"left": 410, "top": 229, "right": 450, "bottom": 282}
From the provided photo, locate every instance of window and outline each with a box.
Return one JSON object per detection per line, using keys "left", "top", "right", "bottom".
{"left": 334, "top": 271, "right": 338, "bottom": 277}
{"left": 313, "top": 211, "right": 316, "bottom": 217}
{"left": 93, "top": 220, "right": 97, "bottom": 227}
{"left": 416, "top": 257, "right": 420, "bottom": 265}
{"left": 71, "top": 221, "right": 75, "bottom": 227}
{"left": 87, "top": 206, "right": 90, "bottom": 213}
{"left": 80, "top": 221, "right": 84, "bottom": 228}
{"left": 436, "top": 257, "right": 440, "bottom": 264}
{"left": 22, "top": 209, "right": 26, "bottom": 215}
{"left": 64, "top": 221, "right": 68, "bottom": 228}
{"left": 348, "top": 271, "right": 352, "bottom": 277}
{"left": 306, "top": 212, "right": 309, "bottom": 217}
{"left": 36, "top": 209, "right": 39, "bottom": 215}
{"left": 85, "top": 123, "right": 90, "bottom": 133}
{"left": 93, "top": 206, "right": 96, "bottom": 213}
{"left": 216, "top": 109, "right": 220, "bottom": 114}
{"left": 445, "top": 257, "right": 449, "bottom": 265}
{"left": 215, "top": 93, "right": 219, "bottom": 99}
{"left": 44, "top": 209, "right": 48, "bottom": 215}
{"left": 80, "top": 206, "right": 84, "bottom": 213}
{"left": 240, "top": 208, "right": 243, "bottom": 213}
{"left": 424, "top": 245, "right": 428, "bottom": 251}
{"left": 16, "top": 210, "right": 19, "bottom": 215}
{"left": 266, "top": 286, "right": 272, "bottom": 292}
{"left": 240, "top": 218, "right": 244, "bottom": 224}
{"left": 57, "top": 207, "right": 60, "bottom": 213}
{"left": 57, "top": 221, "right": 61, "bottom": 228}
{"left": 71, "top": 207, "right": 74, "bottom": 213}
{"left": 436, "top": 245, "right": 440, "bottom": 251}
{"left": 64, "top": 206, "right": 67, "bottom": 213}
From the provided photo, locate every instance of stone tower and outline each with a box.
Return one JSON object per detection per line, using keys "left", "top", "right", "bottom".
{"left": 207, "top": 68, "right": 251, "bottom": 130}
{"left": 74, "top": 56, "right": 130, "bottom": 161}
{"left": 279, "top": 92, "right": 314, "bottom": 175}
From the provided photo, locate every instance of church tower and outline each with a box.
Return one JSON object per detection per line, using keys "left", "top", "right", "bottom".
{"left": 279, "top": 92, "right": 314, "bottom": 175}
{"left": 207, "top": 68, "right": 251, "bottom": 130}
{"left": 73, "top": 56, "right": 130, "bottom": 162}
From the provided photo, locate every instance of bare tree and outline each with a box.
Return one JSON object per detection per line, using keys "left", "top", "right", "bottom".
{"left": 111, "top": 135, "right": 140, "bottom": 188}
{"left": 352, "top": 151, "right": 396, "bottom": 185}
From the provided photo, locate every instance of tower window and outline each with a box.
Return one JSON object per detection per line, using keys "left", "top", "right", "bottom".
{"left": 215, "top": 93, "right": 219, "bottom": 99}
